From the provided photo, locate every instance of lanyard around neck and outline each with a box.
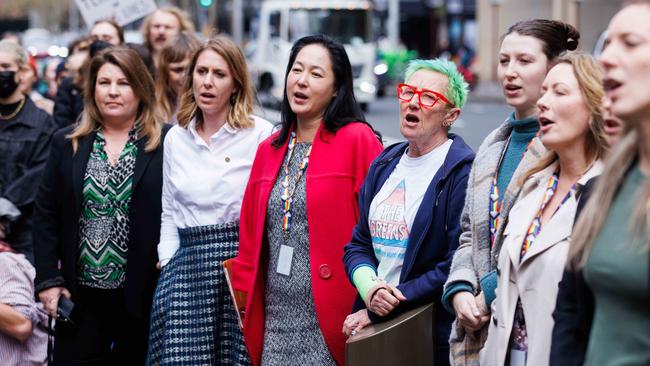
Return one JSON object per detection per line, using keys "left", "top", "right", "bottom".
{"left": 280, "top": 132, "right": 312, "bottom": 232}
{"left": 520, "top": 169, "right": 576, "bottom": 259}
{"left": 489, "top": 131, "right": 539, "bottom": 251}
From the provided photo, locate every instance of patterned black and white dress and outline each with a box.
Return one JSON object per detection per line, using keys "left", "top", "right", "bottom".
{"left": 146, "top": 119, "right": 272, "bottom": 365}
{"left": 147, "top": 223, "right": 249, "bottom": 365}
{"left": 261, "top": 142, "right": 336, "bottom": 366}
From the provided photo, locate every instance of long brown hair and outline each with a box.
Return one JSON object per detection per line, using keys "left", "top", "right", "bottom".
{"left": 520, "top": 52, "right": 607, "bottom": 184}
{"left": 68, "top": 47, "right": 163, "bottom": 152}
{"left": 177, "top": 36, "right": 255, "bottom": 130}
{"left": 154, "top": 31, "right": 200, "bottom": 122}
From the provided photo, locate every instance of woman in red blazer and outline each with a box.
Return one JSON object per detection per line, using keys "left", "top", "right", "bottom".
{"left": 231, "top": 35, "right": 383, "bottom": 365}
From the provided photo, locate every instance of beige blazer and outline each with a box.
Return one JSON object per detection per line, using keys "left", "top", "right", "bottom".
{"left": 480, "top": 160, "right": 602, "bottom": 366}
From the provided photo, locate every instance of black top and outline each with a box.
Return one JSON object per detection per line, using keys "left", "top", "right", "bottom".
{"left": 0, "top": 100, "right": 22, "bottom": 116}
{"left": 53, "top": 77, "right": 84, "bottom": 128}
{"left": 33, "top": 124, "right": 170, "bottom": 319}
{"left": 0, "top": 97, "right": 57, "bottom": 261}
{"left": 550, "top": 176, "right": 650, "bottom": 365}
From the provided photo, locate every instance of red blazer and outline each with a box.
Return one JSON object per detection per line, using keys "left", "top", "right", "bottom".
{"left": 231, "top": 122, "right": 383, "bottom": 365}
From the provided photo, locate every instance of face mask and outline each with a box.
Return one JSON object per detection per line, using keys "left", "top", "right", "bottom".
{"left": 0, "top": 71, "right": 19, "bottom": 98}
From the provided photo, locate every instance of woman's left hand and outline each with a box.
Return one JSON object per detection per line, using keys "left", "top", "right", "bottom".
{"left": 342, "top": 309, "right": 371, "bottom": 337}
{"left": 367, "top": 283, "right": 406, "bottom": 316}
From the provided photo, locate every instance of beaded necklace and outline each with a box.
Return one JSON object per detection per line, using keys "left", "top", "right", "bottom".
{"left": 281, "top": 131, "right": 312, "bottom": 232}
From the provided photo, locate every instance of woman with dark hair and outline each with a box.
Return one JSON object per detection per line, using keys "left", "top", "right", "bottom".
{"left": 440, "top": 19, "right": 580, "bottom": 365}
{"left": 230, "top": 34, "right": 383, "bottom": 365}
{"left": 33, "top": 47, "right": 167, "bottom": 364}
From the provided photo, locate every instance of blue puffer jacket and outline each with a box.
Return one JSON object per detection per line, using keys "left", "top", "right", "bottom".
{"left": 343, "top": 133, "right": 474, "bottom": 364}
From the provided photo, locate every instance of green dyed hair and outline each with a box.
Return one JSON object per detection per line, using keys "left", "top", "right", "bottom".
{"left": 403, "top": 58, "right": 469, "bottom": 108}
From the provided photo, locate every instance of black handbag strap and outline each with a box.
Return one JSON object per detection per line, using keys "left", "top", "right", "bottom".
{"left": 47, "top": 316, "right": 55, "bottom": 363}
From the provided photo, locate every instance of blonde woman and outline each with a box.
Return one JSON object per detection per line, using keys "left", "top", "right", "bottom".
{"left": 480, "top": 52, "right": 607, "bottom": 366}
{"left": 552, "top": 2, "right": 650, "bottom": 365}
{"left": 33, "top": 47, "right": 166, "bottom": 364}
{"left": 147, "top": 36, "right": 272, "bottom": 365}
{"left": 443, "top": 19, "right": 580, "bottom": 365}
{"left": 154, "top": 31, "right": 200, "bottom": 124}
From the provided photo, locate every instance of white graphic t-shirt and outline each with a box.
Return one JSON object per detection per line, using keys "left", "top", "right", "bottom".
{"left": 369, "top": 139, "right": 452, "bottom": 285}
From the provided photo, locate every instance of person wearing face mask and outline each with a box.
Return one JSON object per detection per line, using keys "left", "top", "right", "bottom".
{"left": 230, "top": 35, "right": 383, "bottom": 366}
{"left": 480, "top": 52, "right": 606, "bottom": 366}
{"left": 342, "top": 59, "right": 473, "bottom": 366}
{"left": 551, "top": 2, "right": 650, "bottom": 365}
{"left": 0, "top": 40, "right": 56, "bottom": 263}
{"left": 146, "top": 36, "right": 272, "bottom": 365}
{"left": 154, "top": 31, "right": 200, "bottom": 124}
{"left": 141, "top": 7, "right": 194, "bottom": 68}
{"left": 441, "top": 19, "right": 580, "bottom": 365}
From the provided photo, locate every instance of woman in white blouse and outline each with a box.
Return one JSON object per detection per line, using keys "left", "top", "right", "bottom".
{"left": 146, "top": 36, "right": 272, "bottom": 365}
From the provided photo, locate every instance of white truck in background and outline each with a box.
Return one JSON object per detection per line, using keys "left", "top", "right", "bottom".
{"left": 248, "top": 0, "right": 378, "bottom": 110}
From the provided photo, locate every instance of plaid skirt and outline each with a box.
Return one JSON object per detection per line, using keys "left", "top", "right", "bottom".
{"left": 146, "top": 222, "right": 251, "bottom": 366}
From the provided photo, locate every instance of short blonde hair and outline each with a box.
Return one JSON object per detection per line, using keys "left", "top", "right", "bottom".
{"left": 141, "top": 7, "right": 195, "bottom": 52}
{"left": 0, "top": 40, "right": 28, "bottom": 69}
{"left": 177, "top": 36, "right": 255, "bottom": 130}
{"left": 68, "top": 47, "right": 163, "bottom": 152}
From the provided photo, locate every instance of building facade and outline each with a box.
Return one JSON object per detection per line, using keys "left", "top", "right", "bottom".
{"left": 475, "top": 0, "right": 624, "bottom": 82}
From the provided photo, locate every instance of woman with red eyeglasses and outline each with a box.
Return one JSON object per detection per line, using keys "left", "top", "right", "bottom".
{"left": 342, "top": 59, "right": 474, "bottom": 366}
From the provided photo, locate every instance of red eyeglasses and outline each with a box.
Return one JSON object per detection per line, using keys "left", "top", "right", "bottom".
{"left": 396, "top": 83, "right": 454, "bottom": 108}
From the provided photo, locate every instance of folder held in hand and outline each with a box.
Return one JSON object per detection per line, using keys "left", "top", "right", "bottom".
{"left": 223, "top": 258, "right": 247, "bottom": 330}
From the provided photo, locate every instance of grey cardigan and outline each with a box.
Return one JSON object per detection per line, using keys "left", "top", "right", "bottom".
{"left": 444, "top": 121, "right": 547, "bottom": 365}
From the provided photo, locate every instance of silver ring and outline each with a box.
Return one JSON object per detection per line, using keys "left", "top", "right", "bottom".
{"left": 351, "top": 330, "right": 357, "bottom": 336}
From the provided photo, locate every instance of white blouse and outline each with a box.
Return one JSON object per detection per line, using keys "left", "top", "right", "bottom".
{"left": 158, "top": 116, "right": 274, "bottom": 266}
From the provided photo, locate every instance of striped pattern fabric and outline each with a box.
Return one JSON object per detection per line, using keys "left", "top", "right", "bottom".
{"left": 0, "top": 252, "right": 49, "bottom": 365}
{"left": 77, "top": 128, "right": 138, "bottom": 289}
{"left": 147, "top": 222, "right": 251, "bottom": 366}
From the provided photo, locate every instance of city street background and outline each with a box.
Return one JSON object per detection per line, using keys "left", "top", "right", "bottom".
{"left": 1, "top": 0, "right": 622, "bottom": 153}
{"left": 258, "top": 95, "right": 509, "bottom": 151}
